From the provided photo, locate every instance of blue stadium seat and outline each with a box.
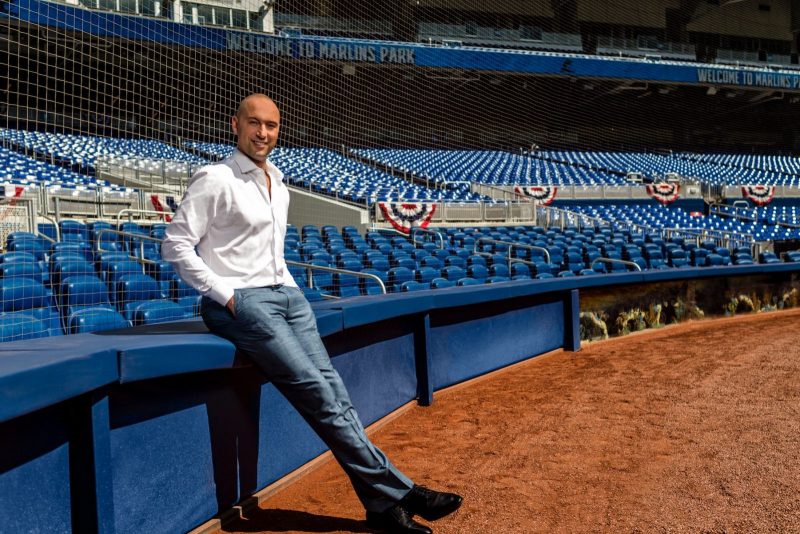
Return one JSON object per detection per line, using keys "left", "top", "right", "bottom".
{"left": 440, "top": 266, "right": 466, "bottom": 281}
{"left": 0, "top": 311, "right": 47, "bottom": 342}
{"left": 132, "top": 300, "right": 187, "bottom": 326}
{"left": 116, "top": 274, "right": 163, "bottom": 320}
{"left": 169, "top": 278, "right": 200, "bottom": 315}
{"left": 401, "top": 281, "right": 427, "bottom": 292}
{"left": 668, "top": 249, "right": 689, "bottom": 268}
{"left": 420, "top": 256, "right": 443, "bottom": 270}
{"left": 359, "top": 269, "right": 387, "bottom": 295}
{"left": 758, "top": 252, "right": 780, "bottom": 264}
{"left": 7, "top": 239, "right": 46, "bottom": 261}
{"left": 0, "top": 262, "right": 44, "bottom": 283}
{"left": 0, "top": 277, "right": 53, "bottom": 313}
{"left": 430, "top": 277, "right": 455, "bottom": 289}
{"left": 68, "top": 307, "right": 130, "bottom": 334}
{"left": 466, "top": 264, "right": 489, "bottom": 281}
{"left": 332, "top": 272, "right": 361, "bottom": 298}
{"left": 387, "top": 267, "right": 414, "bottom": 293}
{"left": 415, "top": 267, "right": 439, "bottom": 284}
{"left": 50, "top": 259, "right": 95, "bottom": 289}
{"left": 510, "top": 263, "right": 531, "bottom": 279}
{"left": 60, "top": 275, "right": 111, "bottom": 323}
{"left": 0, "top": 252, "right": 37, "bottom": 264}
{"left": 301, "top": 287, "right": 326, "bottom": 302}
{"left": 489, "top": 264, "right": 510, "bottom": 278}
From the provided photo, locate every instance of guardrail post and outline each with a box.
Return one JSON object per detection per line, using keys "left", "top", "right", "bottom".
{"left": 563, "top": 289, "right": 581, "bottom": 352}
{"left": 414, "top": 313, "right": 433, "bottom": 406}
{"left": 69, "top": 391, "right": 115, "bottom": 534}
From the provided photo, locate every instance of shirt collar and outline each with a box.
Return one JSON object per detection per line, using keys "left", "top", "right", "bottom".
{"left": 230, "top": 149, "right": 285, "bottom": 183}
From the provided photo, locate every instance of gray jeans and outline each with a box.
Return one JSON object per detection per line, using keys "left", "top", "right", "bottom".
{"left": 201, "top": 285, "right": 413, "bottom": 512}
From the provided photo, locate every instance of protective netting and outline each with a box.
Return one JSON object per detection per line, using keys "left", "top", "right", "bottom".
{"left": 1, "top": 0, "right": 799, "bottom": 340}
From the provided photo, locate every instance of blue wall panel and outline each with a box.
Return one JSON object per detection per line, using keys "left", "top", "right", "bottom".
{"left": 428, "top": 297, "right": 564, "bottom": 390}
{"left": 327, "top": 322, "right": 418, "bottom": 426}
{"left": 254, "top": 384, "right": 327, "bottom": 491}
{"left": 0, "top": 405, "right": 73, "bottom": 534}
{"left": 108, "top": 377, "right": 246, "bottom": 533}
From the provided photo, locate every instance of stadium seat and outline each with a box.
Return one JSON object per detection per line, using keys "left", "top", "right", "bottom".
{"left": 0, "top": 311, "right": 48, "bottom": 342}
{"left": 429, "top": 277, "right": 455, "bottom": 289}
{"left": 359, "top": 269, "right": 387, "bottom": 295}
{"left": 387, "top": 267, "right": 414, "bottom": 292}
{"left": 60, "top": 275, "right": 111, "bottom": 323}
{"left": 132, "top": 300, "right": 187, "bottom": 326}
{"left": 0, "top": 252, "right": 38, "bottom": 264}
{"left": 440, "top": 266, "right": 466, "bottom": 281}
{"left": 332, "top": 272, "right": 361, "bottom": 298}
{"left": 68, "top": 307, "right": 130, "bottom": 334}
{"left": 466, "top": 264, "right": 489, "bottom": 281}
{"left": 489, "top": 264, "right": 510, "bottom": 278}
{"left": 401, "top": 280, "right": 427, "bottom": 292}
{"left": 116, "top": 274, "right": 164, "bottom": 320}
{"left": 0, "top": 262, "right": 44, "bottom": 283}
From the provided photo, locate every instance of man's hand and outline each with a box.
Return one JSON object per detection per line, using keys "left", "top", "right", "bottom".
{"left": 226, "top": 296, "right": 236, "bottom": 317}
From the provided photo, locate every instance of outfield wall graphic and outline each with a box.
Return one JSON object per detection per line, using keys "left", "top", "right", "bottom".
{"left": 6, "top": 0, "right": 800, "bottom": 92}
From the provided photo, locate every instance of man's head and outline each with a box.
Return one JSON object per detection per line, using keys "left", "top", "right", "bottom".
{"left": 231, "top": 94, "right": 280, "bottom": 168}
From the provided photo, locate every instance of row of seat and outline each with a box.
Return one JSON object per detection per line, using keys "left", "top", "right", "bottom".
{"left": 0, "top": 228, "right": 199, "bottom": 341}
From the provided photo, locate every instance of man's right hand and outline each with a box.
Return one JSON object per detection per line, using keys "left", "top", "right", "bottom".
{"left": 226, "top": 296, "right": 236, "bottom": 317}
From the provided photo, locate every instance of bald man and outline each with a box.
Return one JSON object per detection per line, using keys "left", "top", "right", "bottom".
{"left": 163, "top": 94, "right": 462, "bottom": 534}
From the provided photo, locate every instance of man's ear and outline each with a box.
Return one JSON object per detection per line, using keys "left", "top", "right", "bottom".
{"left": 231, "top": 115, "right": 239, "bottom": 136}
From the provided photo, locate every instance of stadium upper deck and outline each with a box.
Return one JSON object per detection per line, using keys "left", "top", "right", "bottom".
{"left": 4, "top": 0, "right": 800, "bottom": 94}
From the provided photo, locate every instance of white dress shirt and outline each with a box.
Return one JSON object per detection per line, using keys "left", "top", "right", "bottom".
{"left": 161, "top": 149, "right": 297, "bottom": 306}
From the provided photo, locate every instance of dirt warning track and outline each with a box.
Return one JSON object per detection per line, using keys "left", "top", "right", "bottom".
{"left": 219, "top": 309, "right": 800, "bottom": 534}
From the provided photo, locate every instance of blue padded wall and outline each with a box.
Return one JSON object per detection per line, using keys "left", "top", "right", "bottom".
{"left": 108, "top": 375, "right": 244, "bottom": 533}
{"left": 254, "top": 383, "right": 327, "bottom": 491}
{"left": 428, "top": 295, "right": 565, "bottom": 390}
{"left": 0, "top": 405, "right": 73, "bottom": 534}
{"left": 326, "top": 319, "right": 418, "bottom": 427}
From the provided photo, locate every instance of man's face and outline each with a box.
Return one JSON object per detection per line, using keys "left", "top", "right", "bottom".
{"left": 231, "top": 96, "right": 280, "bottom": 165}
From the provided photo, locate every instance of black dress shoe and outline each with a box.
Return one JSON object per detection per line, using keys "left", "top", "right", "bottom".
{"left": 366, "top": 505, "right": 432, "bottom": 534}
{"left": 400, "top": 485, "right": 463, "bottom": 521}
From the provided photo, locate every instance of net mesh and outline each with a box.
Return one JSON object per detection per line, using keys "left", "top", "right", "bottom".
{"left": 1, "top": 0, "right": 799, "bottom": 340}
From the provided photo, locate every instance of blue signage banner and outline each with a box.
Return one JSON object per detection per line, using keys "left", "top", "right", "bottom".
{"left": 6, "top": 0, "right": 800, "bottom": 91}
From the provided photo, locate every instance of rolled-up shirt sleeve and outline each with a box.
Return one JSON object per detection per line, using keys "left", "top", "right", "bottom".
{"left": 161, "top": 170, "right": 234, "bottom": 306}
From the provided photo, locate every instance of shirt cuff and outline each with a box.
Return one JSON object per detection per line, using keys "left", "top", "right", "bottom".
{"left": 207, "top": 284, "right": 234, "bottom": 307}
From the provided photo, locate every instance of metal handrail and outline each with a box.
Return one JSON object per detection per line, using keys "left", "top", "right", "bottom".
{"left": 473, "top": 237, "right": 551, "bottom": 268}
{"left": 37, "top": 213, "right": 60, "bottom": 244}
{"left": 116, "top": 208, "right": 172, "bottom": 226}
{"left": 411, "top": 227, "right": 445, "bottom": 249}
{"left": 52, "top": 195, "right": 136, "bottom": 222}
{"left": 96, "top": 229, "right": 162, "bottom": 265}
{"left": 590, "top": 257, "right": 642, "bottom": 272}
{"left": 286, "top": 260, "right": 387, "bottom": 296}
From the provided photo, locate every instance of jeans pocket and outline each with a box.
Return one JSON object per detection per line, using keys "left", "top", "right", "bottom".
{"left": 233, "top": 288, "right": 243, "bottom": 318}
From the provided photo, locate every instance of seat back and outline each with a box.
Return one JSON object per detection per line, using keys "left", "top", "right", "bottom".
{"left": 0, "top": 278, "right": 52, "bottom": 312}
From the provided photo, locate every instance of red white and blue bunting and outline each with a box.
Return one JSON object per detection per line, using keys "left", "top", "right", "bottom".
{"left": 514, "top": 186, "right": 558, "bottom": 205}
{"left": 0, "top": 186, "right": 25, "bottom": 222}
{"left": 741, "top": 185, "right": 775, "bottom": 206}
{"left": 150, "top": 194, "right": 178, "bottom": 222}
{"left": 646, "top": 183, "right": 680, "bottom": 205}
{"left": 378, "top": 202, "right": 437, "bottom": 234}
{"left": 2, "top": 185, "right": 25, "bottom": 199}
